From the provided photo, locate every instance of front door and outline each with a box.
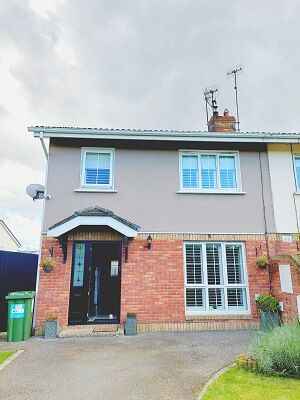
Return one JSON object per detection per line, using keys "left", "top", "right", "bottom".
{"left": 68, "top": 241, "right": 121, "bottom": 325}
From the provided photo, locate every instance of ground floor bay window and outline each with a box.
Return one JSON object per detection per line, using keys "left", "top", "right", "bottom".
{"left": 185, "top": 242, "right": 249, "bottom": 314}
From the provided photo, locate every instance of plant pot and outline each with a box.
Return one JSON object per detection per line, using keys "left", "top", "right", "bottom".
{"left": 125, "top": 317, "right": 137, "bottom": 336}
{"left": 257, "top": 263, "right": 268, "bottom": 270}
{"left": 236, "top": 354, "right": 258, "bottom": 371}
{"left": 42, "top": 265, "right": 54, "bottom": 273}
{"left": 45, "top": 319, "right": 59, "bottom": 339}
{"left": 260, "top": 311, "right": 280, "bottom": 332}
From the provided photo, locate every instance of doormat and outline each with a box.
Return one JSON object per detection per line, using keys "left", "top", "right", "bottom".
{"left": 93, "top": 326, "right": 118, "bottom": 333}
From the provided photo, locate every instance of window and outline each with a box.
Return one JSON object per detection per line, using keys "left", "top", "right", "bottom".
{"left": 180, "top": 151, "right": 240, "bottom": 192}
{"left": 184, "top": 243, "right": 249, "bottom": 313}
{"left": 81, "top": 148, "right": 114, "bottom": 189}
{"left": 294, "top": 156, "right": 300, "bottom": 190}
{"left": 73, "top": 243, "right": 85, "bottom": 287}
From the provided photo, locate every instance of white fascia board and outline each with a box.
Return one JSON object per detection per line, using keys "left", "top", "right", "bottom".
{"left": 47, "top": 216, "right": 138, "bottom": 238}
{"left": 28, "top": 127, "right": 300, "bottom": 143}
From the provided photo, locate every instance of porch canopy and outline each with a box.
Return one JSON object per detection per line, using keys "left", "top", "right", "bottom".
{"left": 47, "top": 206, "right": 140, "bottom": 238}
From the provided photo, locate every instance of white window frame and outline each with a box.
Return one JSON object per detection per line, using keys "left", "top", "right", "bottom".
{"left": 184, "top": 242, "right": 250, "bottom": 315}
{"left": 293, "top": 154, "right": 300, "bottom": 191}
{"left": 80, "top": 148, "right": 115, "bottom": 190}
{"left": 179, "top": 150, "right": 242, "bottom": 193}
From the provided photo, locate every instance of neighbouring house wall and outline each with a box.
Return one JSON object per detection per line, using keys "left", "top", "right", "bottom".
{"left": 267, "top": 237, "right": 300, "bottom": 321}
{"left": 268, "top": 143, "right": 300, "bottom": 233}
{"left": 0, "top": 222, "right": 20, "bottom": 252}
{"left": 43, "top": 140, "right": 275, "bottom": 234}
{"left": 35, "top": 232, "right": 300, "bottom": 333}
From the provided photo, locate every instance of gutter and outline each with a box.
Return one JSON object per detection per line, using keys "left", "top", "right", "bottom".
{"left": 39, "top": 132, "right": 49, "bottom": 160}
{"left": 28, "top": 127, "right": 300, "bottom": 144}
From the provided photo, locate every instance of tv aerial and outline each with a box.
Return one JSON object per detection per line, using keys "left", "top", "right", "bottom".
{"left": 26, "top": 184, "right": 46, "bottom": 202}
{"left": 203, "top": 84, "right": 219, "bottom": 130}
{"left": 227, "top": 65, "right": 243, "bottom": 132}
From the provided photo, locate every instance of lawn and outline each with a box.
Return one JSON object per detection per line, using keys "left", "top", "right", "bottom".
{"left": 0, "top": 351, "right": 15, "bottom": 365}
{"left": 202, "top": 366, "right": 300, "bottom": 400}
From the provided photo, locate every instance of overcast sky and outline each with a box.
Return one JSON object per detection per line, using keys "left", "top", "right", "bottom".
{"left": 0, "top": 0, "right": 300, "bottom": 250}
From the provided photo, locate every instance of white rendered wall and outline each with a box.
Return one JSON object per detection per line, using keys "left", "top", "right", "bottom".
{"left": 0, "top": 224, "right": 20, "bottom": 252}
{"left": 268, "top": 144, "right": 300, "bottom": 233}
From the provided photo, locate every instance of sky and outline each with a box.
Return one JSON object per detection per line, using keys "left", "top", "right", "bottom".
{"left": 0, "top": 0, "right": 300, "bottom": 250}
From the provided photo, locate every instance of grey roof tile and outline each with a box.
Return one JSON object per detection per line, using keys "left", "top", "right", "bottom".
{"left": 49, "top": 206, "right": 140, "bottom": 233}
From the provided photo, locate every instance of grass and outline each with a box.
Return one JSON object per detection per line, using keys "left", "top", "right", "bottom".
{"left": 0, "top": 351, "right": 15, "bottom": 365}
{"left": 202, "top": 366, "right": 300, "bottom": 400}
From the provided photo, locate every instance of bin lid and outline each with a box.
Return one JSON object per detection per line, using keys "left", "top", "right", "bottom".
{"left": 5, "top": 291, "right": 35, "bottom": 300}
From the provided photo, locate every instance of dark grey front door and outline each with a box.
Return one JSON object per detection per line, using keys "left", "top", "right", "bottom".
{"left": 68, "top": 242, "right": 90, "bottom": 324}
{"left": 68, "top": 241, "right": 122, "bottom": 325}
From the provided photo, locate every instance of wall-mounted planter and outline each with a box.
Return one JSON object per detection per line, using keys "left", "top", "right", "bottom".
{"left": 42, "top": 265, "right": 54, "bottom": 273}
{"left": 45, "top": 319, "right": 59, "bottom": 339}
{"left": 125, "top": 316, "right": 137, "bottom": 336}
{"left": 255, "top": 256, "right": 270, "bottom": 270}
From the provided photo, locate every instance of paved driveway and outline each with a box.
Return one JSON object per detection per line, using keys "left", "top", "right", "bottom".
{"left": 0, "top": 330, "right": 254, "bottom": 400}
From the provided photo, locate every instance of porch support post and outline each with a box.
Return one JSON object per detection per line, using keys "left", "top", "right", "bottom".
{"left": 59, "top": 233, "right": 68, "bottom": 263}
{"left": 124, "top": 236, "right": 129, "bottom": 263}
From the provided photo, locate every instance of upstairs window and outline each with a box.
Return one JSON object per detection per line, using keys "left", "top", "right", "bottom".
{"left": 81, "top": 148, "right": 114, "bottom": 189}
{"left": 180, "top": 151, "right": 240, "bottom": 192}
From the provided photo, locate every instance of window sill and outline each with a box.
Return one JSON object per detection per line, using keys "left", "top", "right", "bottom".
{"left": 74, "top": 189, "right": 117, "bottom": 193}
{"left": 186, "top": 313, "right": 252, "bottom": 320}
{"left": 177, "top": 190, "right": 246, "bottom": 195}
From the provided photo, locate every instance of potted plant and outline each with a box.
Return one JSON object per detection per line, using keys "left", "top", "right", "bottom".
{"left": 40, "top": 256, "right": 57, "bottom": 273}
{"left": 255, "top": 255, "right": 270, "bottom": 270}
{"left": 125, "top": 312, "right": 137, "bottom": 336}
{"left": 44, "top": 314, "right": 59, "bottom": 339}
{"left": 256, "top": 293, "right": 280, "bottom": 331}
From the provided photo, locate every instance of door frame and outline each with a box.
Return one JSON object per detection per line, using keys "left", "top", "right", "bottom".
{"left": 68, "top": 240, "right": 123, "bottom": 325}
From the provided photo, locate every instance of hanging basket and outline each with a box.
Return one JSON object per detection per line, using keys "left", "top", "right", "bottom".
{"left": 42, "top": 265, "right": 54, "bottom": 273}
{"left": 255, "top": 256, "right": 270, "bottom": 270}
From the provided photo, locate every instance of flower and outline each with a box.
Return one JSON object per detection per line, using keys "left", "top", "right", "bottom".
{"left": 40, "top": 256, "right": 57, "bottom": 269}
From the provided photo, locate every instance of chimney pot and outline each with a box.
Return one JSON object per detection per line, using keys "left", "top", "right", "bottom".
{"left": 224, "top": 108, "right": 229, "bottom": 116}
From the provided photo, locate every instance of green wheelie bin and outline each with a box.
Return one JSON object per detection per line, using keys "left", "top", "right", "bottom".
{"left": 5, "top": 291, "right": 35, "bottom": 342}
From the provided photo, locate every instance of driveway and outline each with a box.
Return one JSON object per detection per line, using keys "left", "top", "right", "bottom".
{"left": 0, "top": 330, "right": 255, "bottom": 400}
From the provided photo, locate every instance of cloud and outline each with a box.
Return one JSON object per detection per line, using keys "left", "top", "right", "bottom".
{"left": 0, "top": 0, "right": 300, "bottom": 247}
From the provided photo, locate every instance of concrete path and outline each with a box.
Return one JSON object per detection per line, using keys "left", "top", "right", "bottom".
{"left": 0, "top": 330, "right": 254, "bottom": 400}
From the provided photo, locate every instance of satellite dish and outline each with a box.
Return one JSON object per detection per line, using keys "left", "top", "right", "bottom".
{"left": 26, "top": 184, "right": 45, "bottom": 201}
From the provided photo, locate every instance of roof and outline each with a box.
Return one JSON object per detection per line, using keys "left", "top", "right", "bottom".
{"left": 28, "top": 126, "right": 300, "bottom": 144}
{"left": 48, "top": 206, "right": 140, "bottom": 238}
{"left": 0, "top": 220, "right": 21, "bottom": 248}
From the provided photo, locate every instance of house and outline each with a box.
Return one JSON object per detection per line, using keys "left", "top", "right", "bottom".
{"left": 0, "top": 220, "right": 21, "bottom": 252}
{"left": 28, "top": 110, "right": 300, "bottom": 334}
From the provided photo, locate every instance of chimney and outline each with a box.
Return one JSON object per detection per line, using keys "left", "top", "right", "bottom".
{"left": 208, "top": 108, "right": 236, "bottom": 132}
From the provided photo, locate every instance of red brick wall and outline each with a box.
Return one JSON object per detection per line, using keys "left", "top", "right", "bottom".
{"left": 245, "top": 240, "right": 271, "bottom": 320}
{"left": 35, "top": 235, "right": 300, "bottom": 329}
{"left": 120, "top": 239, "right": 185, "bottom": 324}
{"left": 36, "top": 237, "right": 73, "bottom": 327}
{"left": 268, "top": 239, "right": 300, "bottom": 321}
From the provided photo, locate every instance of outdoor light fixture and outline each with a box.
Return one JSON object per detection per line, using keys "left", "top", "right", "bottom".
{"left": 147, "top": 235, "right": 152, "bottom": 249}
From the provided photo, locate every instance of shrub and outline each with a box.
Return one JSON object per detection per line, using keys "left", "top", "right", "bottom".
{"left": 47, "top": 314, "right": 58, "bottom": 320}
{"left": 249, "top": 322, "right": 300, "bottom": 378}
{"left": 255, "top": 255, "right": 270, "bottom": 269}
{"left": 256, "top": 293, "right": 280, "bottom": 312}
{"left": 126, "top": 312, "right": 137, "bottom": 318}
